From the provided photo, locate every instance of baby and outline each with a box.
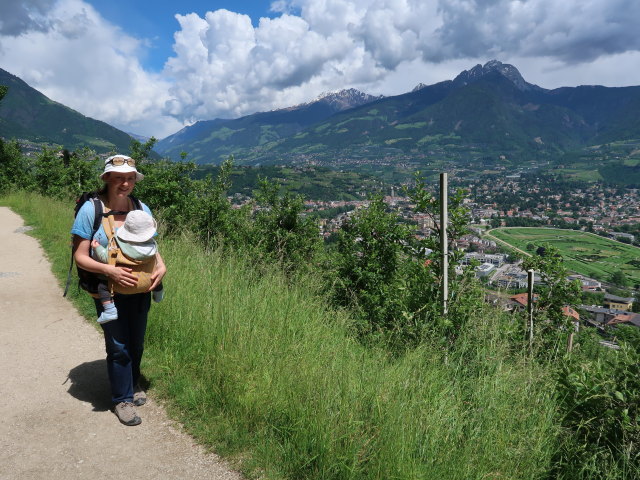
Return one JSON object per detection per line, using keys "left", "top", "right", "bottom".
{"left": 91, "top": 210, "right": 164, "bottom": 324}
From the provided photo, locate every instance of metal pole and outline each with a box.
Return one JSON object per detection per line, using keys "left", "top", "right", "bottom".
{"left": 527, "top": 269, "right": 534, "bottom": 346}
{"left": 440, "top": 173, "right": 448, "bottom": 316}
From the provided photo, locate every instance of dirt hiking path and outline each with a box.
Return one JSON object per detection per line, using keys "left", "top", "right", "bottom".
{"left": 0, "top": 207, "right": 242, "bottom": 480}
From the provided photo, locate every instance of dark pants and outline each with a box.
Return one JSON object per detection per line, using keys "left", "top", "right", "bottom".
{"left": 94, "top": 293, "right": 151, "bottom": 404}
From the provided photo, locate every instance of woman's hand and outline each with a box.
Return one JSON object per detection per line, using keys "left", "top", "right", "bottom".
{"left": 148, "top": 253, "right": 167, "bottom": 291}
{"left": 108, "top": 265, "right": 138, "bottom": 287}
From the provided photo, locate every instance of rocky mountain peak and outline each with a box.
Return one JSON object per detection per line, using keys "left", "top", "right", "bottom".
{"left": 313, "top": 88, "right": 384, "bottom": 111}
{"left": 453, "top": 60, "right": 535, "bottom": 91}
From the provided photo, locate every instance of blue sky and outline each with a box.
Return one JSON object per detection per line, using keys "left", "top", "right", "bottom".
{"left": 2, "top": 0, "right": 640, "bottom": 139}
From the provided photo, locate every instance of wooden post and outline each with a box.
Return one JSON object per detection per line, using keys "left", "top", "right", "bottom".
{"left": 567, "top": 321, "right": 579, "bottom": 353}
{"left": 440, "top": 173, "right": 448, "bottom": 316}
{"left": 527, "top": 269, "right": 534, "bottom": 346}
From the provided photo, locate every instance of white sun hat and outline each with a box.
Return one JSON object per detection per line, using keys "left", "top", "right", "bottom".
{"left": 116, "top": 210, "right": 157, "bottom": 243}
{"left": 100, "top": 154, "right": 144, "bottom": 181}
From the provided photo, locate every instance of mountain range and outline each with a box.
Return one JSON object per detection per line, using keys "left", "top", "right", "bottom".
{"left": 2, "top": 61, "right": 640, "bottom": 168}
{"left": 154, "top": 88, "right": 383, "bottom": 163}
{"left": 156, "top": 60, "right": 640, "bottom": 165}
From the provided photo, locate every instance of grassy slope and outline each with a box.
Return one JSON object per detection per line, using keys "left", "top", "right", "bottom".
{"left": 1, "top": 192, "right": 558, "bottom": 480}
{"left": 491, "top": 227, "right": 640, "bottom": 284}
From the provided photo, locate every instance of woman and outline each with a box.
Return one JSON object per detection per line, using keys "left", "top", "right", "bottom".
{"left": 71, "top": 154, "right": 167, "bottom": 426}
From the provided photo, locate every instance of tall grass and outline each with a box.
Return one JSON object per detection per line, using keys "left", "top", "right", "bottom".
{"left": 2, "top": 192, "right": 559, "bottom": 479}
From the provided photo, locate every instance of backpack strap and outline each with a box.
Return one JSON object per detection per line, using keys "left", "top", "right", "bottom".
{"left": 90, "top": 198, "right": 103, "bottom": 238}
{"left": 130, "top": 195, "right": 142, "bottom": 211}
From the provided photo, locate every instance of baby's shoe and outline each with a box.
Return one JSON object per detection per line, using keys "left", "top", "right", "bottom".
{"left": 98, "top": 304, "right": 118, "bottom": 324}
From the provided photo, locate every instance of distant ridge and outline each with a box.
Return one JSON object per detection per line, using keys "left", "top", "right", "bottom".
{"left": 155, "top": 59, "right": 640, "bottom": 166}
{"left": 0, "top": 68, "right": 134, "bottom": 153}
{"left": 155, "top": 88, "right": 382, "bottom": 163}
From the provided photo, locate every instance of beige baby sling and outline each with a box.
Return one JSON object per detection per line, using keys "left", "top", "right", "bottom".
{"left": 102, "top": 211, "right": 156, "bottom": 295}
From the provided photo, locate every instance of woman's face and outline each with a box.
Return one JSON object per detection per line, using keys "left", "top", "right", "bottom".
{"left": 104, "top": 172, "right": 137, "bottom": 198}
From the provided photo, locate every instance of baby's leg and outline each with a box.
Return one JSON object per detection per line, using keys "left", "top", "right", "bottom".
{"left": 97, "top": 281, "right": 118, "bottom": 323}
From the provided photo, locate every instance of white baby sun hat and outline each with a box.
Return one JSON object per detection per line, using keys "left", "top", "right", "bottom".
{"left": 116, "top": 210, "right": 157, "bottom": 243}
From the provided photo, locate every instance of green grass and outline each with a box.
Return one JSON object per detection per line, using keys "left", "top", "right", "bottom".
{"left": 555, "top": 169, "right": 604, "bottom": 182}
{"left": 491, "top": 227, "right": 640, "bottom": 284}
{"left": 394, "top": 122, "right": 427, "bottom": 130}
{"left": 2, "top": 192, "right": 559, "bottom": 480}
{"left": 384, "top": 138, "right": 412, "bottom": 145}
{"left": 204, "top": 127, "right": 244, "bottom": 142}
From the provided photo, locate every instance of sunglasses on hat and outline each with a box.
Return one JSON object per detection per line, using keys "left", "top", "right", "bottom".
{"left": 107, "top": 157, "right": 136, "bottom": 167}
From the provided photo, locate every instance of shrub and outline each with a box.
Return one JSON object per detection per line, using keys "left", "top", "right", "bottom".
{"left": 251, "top": 177, "right": 321, "bottom": 268}
{"left": 330, "top": 195, "right": 414, "bottom": 333}
{"left": 554, "top": 328, "right": 640, "bottom": 478}
{"left": 32, "top": 147, "right": 100, "bottom": 198}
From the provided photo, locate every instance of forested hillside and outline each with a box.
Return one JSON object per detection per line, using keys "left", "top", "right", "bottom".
{"left": 0, "top": 68, "right": 134, "bottom": 153}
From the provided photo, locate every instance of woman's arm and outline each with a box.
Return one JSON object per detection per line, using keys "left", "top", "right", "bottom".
{"left": 73, "top": 235, "right": 138, "bottom": 287}
{"left": 149, "top": 252, "right": 167, "bottom": 291}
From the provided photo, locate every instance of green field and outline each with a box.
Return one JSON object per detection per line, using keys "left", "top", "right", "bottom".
{"left": 490, "top": 227, "right": 640, "bottom": 285}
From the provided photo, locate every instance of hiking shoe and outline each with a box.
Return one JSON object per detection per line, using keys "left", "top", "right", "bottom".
{"left": 133, "top": 384, "right": 147, "bottom": 406}
{"left": 152, "top": 288, "right": 164, "bottom": 303}
{"left": 114, "top": 402, "right": 141, "bottom": 426}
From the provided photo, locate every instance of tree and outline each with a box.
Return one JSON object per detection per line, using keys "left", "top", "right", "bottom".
{"left": 0, "top": 86, "right": 29, "bottom": 193}
{"left": 133, "top": 159, "right": 198, "bottom": 232}
{"left": 129, "top": 137, "right": 157, "bottom": 164}
{"left": 521, "top": 244, "right": 581, "bottom": 347}
{"left": 0, "top": 139, "right": 28, "bottom": 193}
{"left": 190, "top": 157, "right": 251, "bottom": 249}
{"left": 32, "top": 147, "right": 100, "bottom": 198}
{"left": 610, "top": 270, "right": 630, "bottom": 288}
{"left": 331, "top": 195, "right": 413, "bottom": 332}
{"left": 252, "top": 176, "right": 321, "bottom": 268}
{"left": 406, "top": 174, "right": 472, "bottom": 328}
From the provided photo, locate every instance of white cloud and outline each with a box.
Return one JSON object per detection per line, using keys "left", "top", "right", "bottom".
{"left": 164, "top": 8, "right": 382, "bottom": 123}
{"left": 435, "top": 0, "right": 640, "bottom": 63}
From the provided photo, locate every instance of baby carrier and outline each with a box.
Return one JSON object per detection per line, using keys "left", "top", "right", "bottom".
{"left": 101, "top": 212, "right": 156, "bottom": 295}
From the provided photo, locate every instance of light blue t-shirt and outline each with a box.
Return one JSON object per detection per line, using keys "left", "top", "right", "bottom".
{"left": 70, "top": 199, "right": 153, "bottom": 248}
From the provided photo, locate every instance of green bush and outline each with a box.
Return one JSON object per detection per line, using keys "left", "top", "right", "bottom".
{"left": 554, "top": 328, "right": 640, "bottom": 478}
{"left": 330, "top": 195, "right": 414, "bottom": 333}
{"left": 251, "top": 177, "right": 321, "bottom": 268}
